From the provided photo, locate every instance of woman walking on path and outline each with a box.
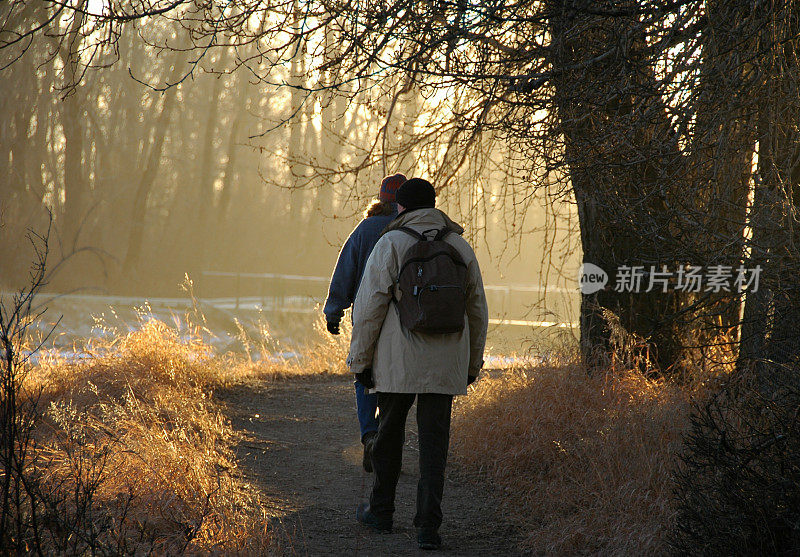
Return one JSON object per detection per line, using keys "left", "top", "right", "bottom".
{"left": 323, "top": 173, "right": 407, "bottom": 472}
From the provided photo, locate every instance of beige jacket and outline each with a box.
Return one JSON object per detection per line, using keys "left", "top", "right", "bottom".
{"left": 347, "top": 207, "right": 489, "bottom": 395}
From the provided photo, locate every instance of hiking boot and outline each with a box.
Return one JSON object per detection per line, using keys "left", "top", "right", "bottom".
{"left": 417, "top": 528, "right": 442, "bottom": 550}
{"left": 356, "top": 502, "right": 392, "bottom": 533}
{"left": 362, "top": 431, "right": 377, "bottom": 473}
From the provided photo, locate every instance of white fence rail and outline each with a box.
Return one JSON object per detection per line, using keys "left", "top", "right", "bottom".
{"left": 199, "top": 271, "right": 578, "bottom": 328}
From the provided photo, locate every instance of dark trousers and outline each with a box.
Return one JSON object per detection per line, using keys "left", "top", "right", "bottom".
{"left": 369, "top": 392, "right": 453, "bottom": 531}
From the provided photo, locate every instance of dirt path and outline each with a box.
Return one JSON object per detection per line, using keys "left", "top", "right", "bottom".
{"left": 218, "top": 376, "right": 526, "bottom": 556}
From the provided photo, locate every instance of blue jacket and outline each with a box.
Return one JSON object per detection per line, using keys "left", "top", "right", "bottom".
{"left": 324, "top": 208, "right": 398, "bottom": 323}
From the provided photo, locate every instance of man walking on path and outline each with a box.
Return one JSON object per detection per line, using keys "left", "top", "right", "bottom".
{"left": 347, "top": 178, "right": 489, "bottom": 550}
{"left": 324, "top": 173, "right": 407, "bottom": 472}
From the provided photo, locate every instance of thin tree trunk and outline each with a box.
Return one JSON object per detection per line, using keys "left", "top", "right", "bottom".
{"left": 739, "top": 11, "right": 800, "bottom": 369}
{"left": 121, "top": 51, "right": 186, "bottom": 277}
{"left": 689, "top": 0, "right": 757, "bottom": 362}
{"left": 59, "top": 0, "right": 88, "bottom": 250}
{"left": 288, "top": 0, "right": 307, "bottom": 228}
{"left": 217, "top": 73, "right": 250, "bottom": 223}
{"left": 184, "top": 71, "right": 225, "bottom": 280}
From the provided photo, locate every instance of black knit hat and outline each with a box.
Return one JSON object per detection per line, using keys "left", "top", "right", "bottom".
{"left": 395, "top": 178, "right": 436, "bottom": 210}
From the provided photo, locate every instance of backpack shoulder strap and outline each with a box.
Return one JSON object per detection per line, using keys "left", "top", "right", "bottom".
{"left": 434, "top": 227, "right": 452, "bottom": 241}
{"left": 396, "top": 226, "right": 426, "bottom": 241}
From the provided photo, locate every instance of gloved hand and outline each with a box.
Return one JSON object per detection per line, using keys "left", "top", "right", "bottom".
{"left": 355, "top": 368, "right": 375, "bottom": 389}
{"left": 467, "top": 374, "right": 477, "bottom": 385}
{"left": 326, "top": 320, "right": 340, "bottom": 335}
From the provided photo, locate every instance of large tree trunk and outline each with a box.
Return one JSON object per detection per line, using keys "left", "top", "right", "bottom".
{"left": 549, "top": 1, "right": 761, "bottom": 376}
{"left": 548, "top": 0, "right": 688, "bottom": 373}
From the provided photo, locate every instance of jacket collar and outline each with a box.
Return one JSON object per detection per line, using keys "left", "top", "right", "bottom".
{"left": 381, "top": 207, "right": 465, "bottom": 237}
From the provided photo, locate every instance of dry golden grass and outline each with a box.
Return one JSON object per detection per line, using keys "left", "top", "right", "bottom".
{"left": 452, "top": 356, "right": 692, "bottom": 556}
{"left": 234, "top": 308, "right": 352, "bottom": 378}
{"left": 20, "top": 302, "right": 698, "bottom": 554}
{"left": 26, "top": 318, "right": 274, "bottom": 554}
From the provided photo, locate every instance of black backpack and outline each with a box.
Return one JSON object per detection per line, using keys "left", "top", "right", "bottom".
{"left": 393, "top": 227, "right": 468, "bottom": 334}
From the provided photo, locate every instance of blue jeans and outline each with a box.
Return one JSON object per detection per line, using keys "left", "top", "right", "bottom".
{"left": 355, "top": 381, "right": 379, "bottom": 441}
